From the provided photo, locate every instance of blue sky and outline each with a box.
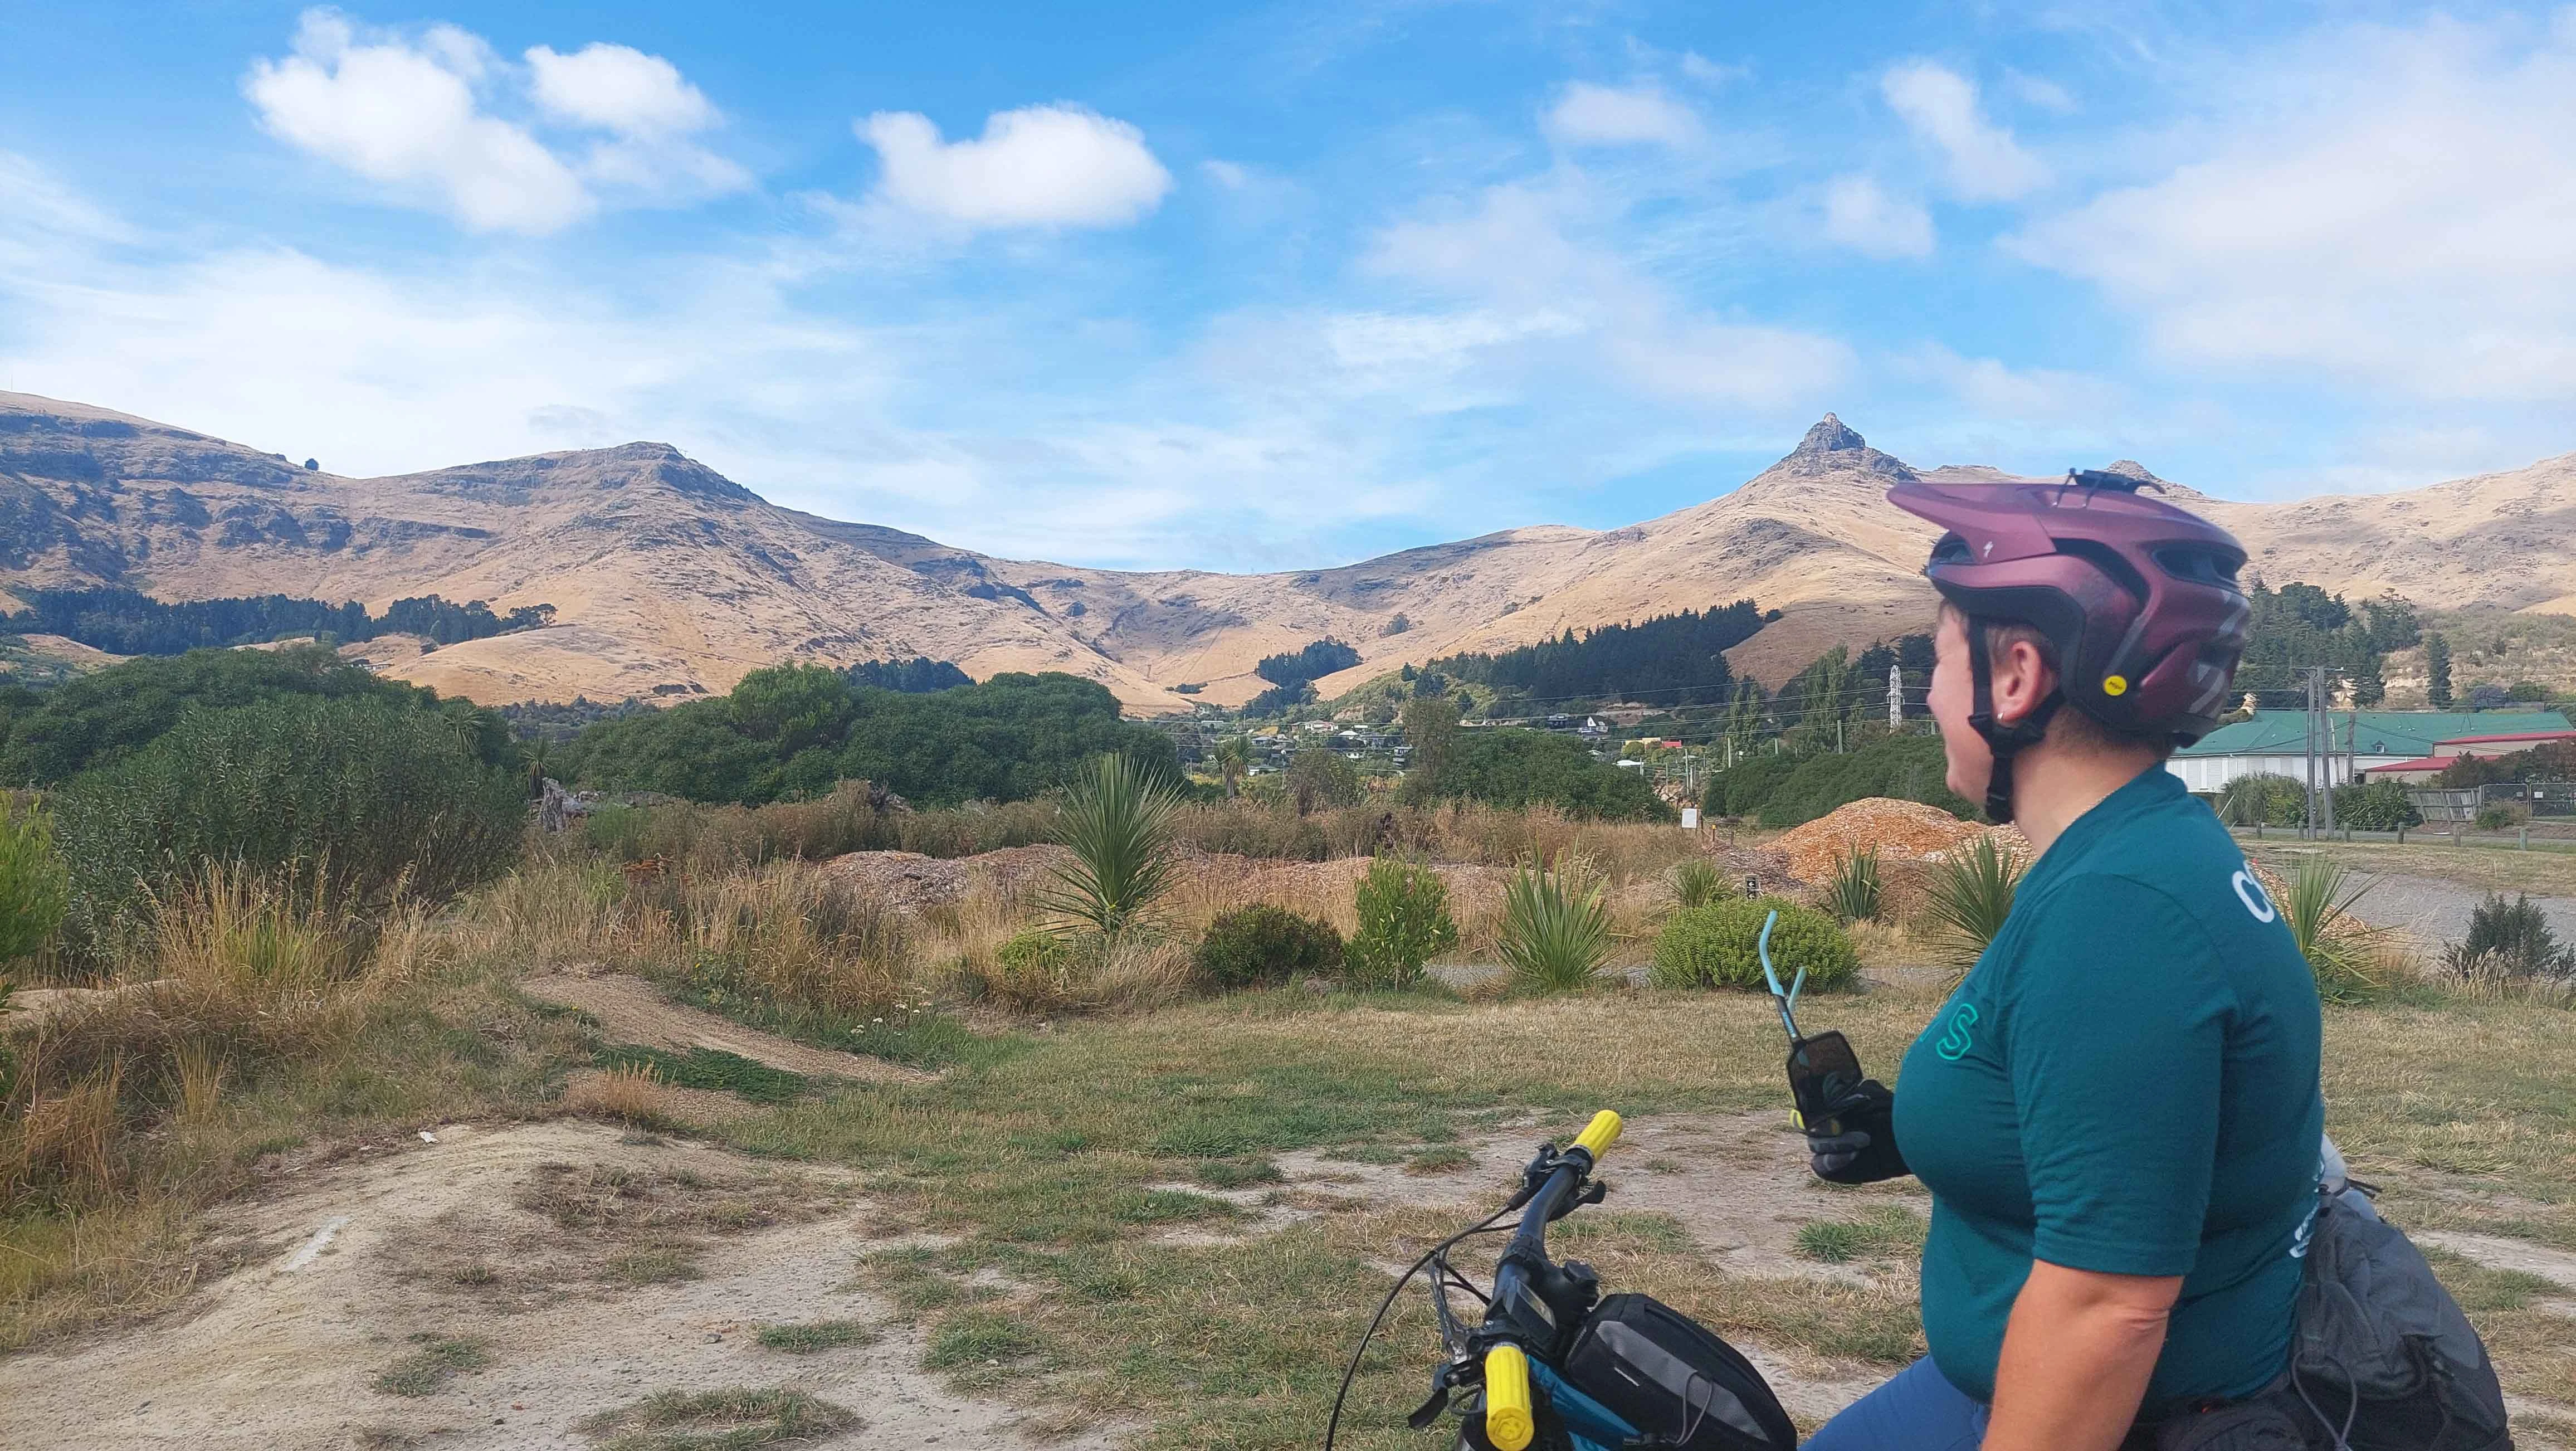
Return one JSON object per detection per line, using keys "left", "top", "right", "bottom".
{"left": 3, "top": 2, "right": 2573, "bottom": 571}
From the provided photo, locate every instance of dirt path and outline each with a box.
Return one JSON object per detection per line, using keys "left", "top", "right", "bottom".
{"left": 0, "top": 1121, "right": 1112, "bottom": 1451}
{"left": 518, "top": 970, "right": 935, "bottom": 1083}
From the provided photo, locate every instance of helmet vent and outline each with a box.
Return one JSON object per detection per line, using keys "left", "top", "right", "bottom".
{"left": 2152, "top": 545, "right": 2242, "bottom": 588}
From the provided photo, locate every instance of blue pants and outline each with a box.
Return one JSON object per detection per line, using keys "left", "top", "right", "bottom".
{"left": 1803, "top": 1357, "right": 1988, "bottom": 1450}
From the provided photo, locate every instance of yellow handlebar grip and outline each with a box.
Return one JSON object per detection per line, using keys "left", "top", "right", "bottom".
{"left": 1571, "top": 1109, "right": 1623, "bottom": 1163}
{"left": 1484, "top": 1343, "right": 1534, "bottom": 1451}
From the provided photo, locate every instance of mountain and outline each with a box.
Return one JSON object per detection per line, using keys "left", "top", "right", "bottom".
{"left": 6, "top": 389, "right": 2573, "bottom": 709}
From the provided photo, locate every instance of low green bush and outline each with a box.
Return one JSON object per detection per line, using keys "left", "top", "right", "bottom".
{"left": 2217, "top": 773, "right": 2308, "bottom": 828}
{"left": 1650, "top": 897, "right": 1855, "bottom": 991}
{"left": 1345, "top": 856, "right": 1458, "bottom": 989}
{"left": 1195, "top": 905, "right": 1345, "bottom": 989}
{"left": 2330, "top": 780, "right": 2422, "bottom": 832}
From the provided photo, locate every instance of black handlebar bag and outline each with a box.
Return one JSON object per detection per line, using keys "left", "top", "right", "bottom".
{"left": 1559, "top": 1293, "right": 1798, "bottom": 1451}
{"left": 2284, "top": 1191, "right": 2511, "bottom": 1451}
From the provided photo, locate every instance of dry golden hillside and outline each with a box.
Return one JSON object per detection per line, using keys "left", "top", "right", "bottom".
{"left": 5, "top": 391, "right": 2572, "bottom": 708}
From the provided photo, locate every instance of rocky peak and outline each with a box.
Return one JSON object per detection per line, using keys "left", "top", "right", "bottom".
{"left": 1760, "top": 413, "right": 1917, "bottom": 485}
{"left": 2098, "top": 459, "right": 2162, "bottom": 485}
{"left": 1794, "top": 413, "right": 1867, "bottom": 457}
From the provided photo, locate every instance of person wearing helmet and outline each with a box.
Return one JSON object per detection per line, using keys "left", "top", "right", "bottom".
{"left": 1802, "top": 471, "right": 2324, "bottom": 1451}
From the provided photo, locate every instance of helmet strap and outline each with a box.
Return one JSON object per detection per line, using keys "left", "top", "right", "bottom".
{"left": 1965, "top": 618, "right": 2062, "bottom": 825}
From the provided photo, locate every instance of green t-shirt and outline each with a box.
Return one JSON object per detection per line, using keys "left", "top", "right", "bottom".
{"left": 1895, "top": 766, "right": 2323, "bottom": 1412}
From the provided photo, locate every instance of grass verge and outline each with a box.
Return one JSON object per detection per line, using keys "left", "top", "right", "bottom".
{"left": 577, "top": 1386, "right": 857, "bottom": 1450}
{"left": 372, "top": 1333, "right": 492, "bottom": 1396}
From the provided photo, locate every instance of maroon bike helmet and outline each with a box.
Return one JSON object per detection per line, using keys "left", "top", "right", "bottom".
{"left": 1887, "top": 469, "right": 2251, "bottom": 822}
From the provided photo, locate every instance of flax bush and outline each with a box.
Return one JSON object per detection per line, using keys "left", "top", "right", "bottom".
{"left": 1922, "top": 836, "right": 2022, "bottom": 971}
{"left": 1497, "top": 858, "right": 1613, "bottom": 994}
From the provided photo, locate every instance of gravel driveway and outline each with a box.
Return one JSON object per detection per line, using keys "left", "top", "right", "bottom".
{"left": 2336, "top": 871, "right": 2576, "bottom": 948}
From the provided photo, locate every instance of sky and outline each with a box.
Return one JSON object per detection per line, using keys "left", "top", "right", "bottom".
{"left": 3, "top": 2, "right": 2573, "bottom": 572}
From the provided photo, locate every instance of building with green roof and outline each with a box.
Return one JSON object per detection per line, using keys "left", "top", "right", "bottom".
{"left": 2167, "top": 710, "right": 2574, "bottom": 792}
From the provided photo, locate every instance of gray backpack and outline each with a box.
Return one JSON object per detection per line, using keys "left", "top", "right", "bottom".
{"left": 2282, "top": 1148, "right": 2512, "bottom": 1451}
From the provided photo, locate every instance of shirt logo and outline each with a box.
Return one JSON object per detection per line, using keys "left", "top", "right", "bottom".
{"left": 1935, "top": 1002, "right": 1980, "bottom": 1062}
{"left": 2232, "top": 866, "right": 2277, "bottom": 923}
{"left": 2290, "top": 1202, "right": 2319, "bottom": 1260}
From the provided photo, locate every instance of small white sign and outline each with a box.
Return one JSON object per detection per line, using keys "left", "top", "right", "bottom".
{"left": 1680, "top": 807, "right": 1700, "bottom": 830}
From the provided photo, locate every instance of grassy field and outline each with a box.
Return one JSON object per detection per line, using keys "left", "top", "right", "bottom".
{"left": 2244, "top": 834, "right": 2576, "bottom": 898}
{"left": 7, "top": 825, "right": 2576, "bottom": 1445}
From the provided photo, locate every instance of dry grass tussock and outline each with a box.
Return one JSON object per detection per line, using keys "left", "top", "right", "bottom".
{"left": 3, "top": 867, "right": 436, "bottom": 1211}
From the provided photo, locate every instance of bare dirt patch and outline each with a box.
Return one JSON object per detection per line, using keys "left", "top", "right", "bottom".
{"left": 0, "top": 1121, "right": 1119, "bottom": 1451}
{"left": 519, "top": 970, "right": 933, "bottom": 1084}
{"left": 819, "top": 845, "right": 1075, "bottom": 913}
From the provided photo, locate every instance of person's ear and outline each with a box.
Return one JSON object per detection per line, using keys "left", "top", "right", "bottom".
{"left": 1989, "top": 637, "right": 2057, "bottom": 728}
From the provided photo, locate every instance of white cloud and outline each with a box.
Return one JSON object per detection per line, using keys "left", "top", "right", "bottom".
{"left": 1880, "top": 60, "right": 2049, "bottom": 202}
{"left": 525, "top": 42, "right": 717, "bottom": 136}
{"left": 245, "top": 8, "right": 589, "bottom": 233}
{"left": 1541, "top": 82, "right": 1705, "bottom": 150}
{"left": 1362, "top": 178, "right": 1852, "bottom": 412}
{"left": 243, "top": 10, "right": 745, "bottom": 232}
{"left": 2006, "top": 14, "right": 2576, "bottom": 402}
{"left": 857, "top": 104, "right": 1172, "bottom": 230}
{"left": 1678, "top": 51, "right": 1738, "bottom": 89}
{"left": 1820, "top": 174, "right": 1933, "bottom": 259}
{"left": 2004, "top": 69, "right": 2076, "bottom": 115}
{"left": 1895, "top": 343, "right": 2124, "bottom": 422}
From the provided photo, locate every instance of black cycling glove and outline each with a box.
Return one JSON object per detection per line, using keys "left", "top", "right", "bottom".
{"left": 1806, "top": 1079, "right": 1909, "bottom": 1184}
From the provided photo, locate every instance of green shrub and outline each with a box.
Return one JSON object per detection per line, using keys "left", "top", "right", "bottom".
{"left": 2446, "top": 893, "right": 2575, "bottom": 981}
{"left": 1345, "top": 856, "right": 1458, "bottom": 988}
{"left": 0, "top": 795, "right": 68, "bottom": 964}
{"left": 1671, "top": 858, "right": 1725, "bottom": 910}
{"left": 1706, "top": 754, "right": 1799, "bottom": 820}
{"left": 1195, "top": 905, "right": 1345, "bottom": 989}
{"left": 2216, "top": 773, "right": 2307, "bottom": 828}
{"left": 561, "top": 668, "right": 1177, "bottom": 807}
{"left": 2473, "top": 804, "right": 2525, "bottom": 832}
{"left": 52, "top": 694, "right": 526, "bottom": 950}
{"left": 1435, "top": 729, "right": 1671, "bottom": 821}
{"left": 1821, "top": 846, "right": 1883, "bottom": 925}
{"left": 2330, "top": 780, "right": 2422, "bottom": 832}
{"left": 1749, "top": 733, "right": 1972, "bottom": 828}
{"left": 1497, "top": 860, "right": 1613, "bottom": 994}
{"left": 1650, "top": 897, "right": 1855, "bottom": 991}
{"left": 0, "top": 644, "right": 508, "bottom": 785}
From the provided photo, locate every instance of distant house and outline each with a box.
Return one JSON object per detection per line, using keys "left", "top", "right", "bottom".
{"left": 2358, "top": 727, "right": 2576, "bottom": 784}
{"left": 2168, "top": 710, "right": 2575, "bottom": 792}
{"left": 1578, "top": 716, "right": 1608, "bottom": 739}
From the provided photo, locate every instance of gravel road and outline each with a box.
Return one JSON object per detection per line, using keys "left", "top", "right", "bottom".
{"left": 2335, "top": 871, "right": 2576, "bottom": 947}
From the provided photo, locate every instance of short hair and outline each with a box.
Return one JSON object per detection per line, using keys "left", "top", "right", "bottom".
{"left": 1939, "top": 602, "right": 2174, "bottom": 761}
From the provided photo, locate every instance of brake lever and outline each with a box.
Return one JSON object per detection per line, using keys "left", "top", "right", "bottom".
{"left": 1404, "top": 1363, "right": 1456, "bottom": 1430}
{"left": 1543, "top": 1179, "right": 1608, "bottom": 1223}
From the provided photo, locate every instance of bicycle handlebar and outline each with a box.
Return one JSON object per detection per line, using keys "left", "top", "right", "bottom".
{"left": 1479, "top": 1110, "right": 1623, "bottom": 1449}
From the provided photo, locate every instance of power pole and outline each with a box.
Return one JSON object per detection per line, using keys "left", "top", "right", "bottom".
{"left": 2318, "top": 670, "right": 2339, "bottom": 840}
{"left": 1887, "top": 662, "right": 1902, "bottom": 731}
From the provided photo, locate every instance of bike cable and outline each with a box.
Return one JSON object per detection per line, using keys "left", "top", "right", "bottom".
{"left": 1322, "top": 1207, "right": 1515, "bottom": 1451}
